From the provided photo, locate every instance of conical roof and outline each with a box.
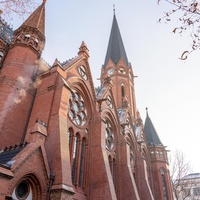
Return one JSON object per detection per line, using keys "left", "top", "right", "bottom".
{"left": 103, "top": 14, "right": 128, "bottom": 68}
{"left": 144, "top": 109, "right": 163, "bottom": 146}
{"left": 21, "top": 2, "right": 45, "bottom": 35}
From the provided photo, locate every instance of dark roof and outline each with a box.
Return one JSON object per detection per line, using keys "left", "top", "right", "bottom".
{"left": 103, "top": 14, "right": 128, "bottom": 68}
{"left": 144, "top": 111, "right": 163, "bottom": 147}
{"left": 0, "top": 143, "right": 28, "bottom": 167}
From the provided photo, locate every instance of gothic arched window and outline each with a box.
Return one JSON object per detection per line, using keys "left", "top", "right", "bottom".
{"left": 34, "top": 38, "right": 39, "bottom": 47}
{"left": 121, "top": 84, "right": 125, "bottom": 98}
{"left": 24, "top": 34, "right": 30, "bottom": 42}
{"left": 108, "top": 155, "right": 117, "bottom": 191}
{"left": 72, "top": 134, "right": 79, "bottom": 185}
{"left": 79, "top": 138, "right": 86, "bottom": 187}
{"left": 105, "top": 120, "right": 114, "bottom": 150}
{"left": 113, "top": 158, "right": 116, "bottom": 188}
{"left": 0, "top": 51, "right": 4, "bottom": 61}
{"left": 160, "top": 169, "right": 168, "bottom": 200}
{"left": 68, "top": 128, "right": 73, "bottom": 158}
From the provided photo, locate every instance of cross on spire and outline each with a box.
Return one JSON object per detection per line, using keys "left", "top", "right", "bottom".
{"left": 113, "top": 4, "right": 115, "bottom": 15}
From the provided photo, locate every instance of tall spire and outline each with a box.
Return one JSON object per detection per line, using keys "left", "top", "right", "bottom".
{"left": 21, "top": 2, "right": 45, "bottom": 35}
{"left": 144, "top": 108, "right": 163, "bottom": 146}
{"left": 103, "top": 13, "right": 128, "bottom": 68}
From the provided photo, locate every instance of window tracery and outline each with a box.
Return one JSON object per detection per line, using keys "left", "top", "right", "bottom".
{"left": 105, "top": 120, "right": 114, "bottom": 150}
{"left": 78, "top": 65, "right": 87, "bottom": 80}
{"left": 68, "top": 91, "right": 87, "bottom": 127}
{"left": 106, "top": 95, "right": 113, "bottom": 108}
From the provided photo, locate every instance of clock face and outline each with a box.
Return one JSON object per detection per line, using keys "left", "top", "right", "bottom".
{"left": 107, "top": 68, "right": 114, "bottom": 76}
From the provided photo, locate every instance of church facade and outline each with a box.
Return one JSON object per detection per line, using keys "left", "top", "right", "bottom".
{"left": 0, "top": 2, "right": 174, "bottom": 200}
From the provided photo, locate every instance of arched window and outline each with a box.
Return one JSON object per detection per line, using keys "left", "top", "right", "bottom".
{"left": 79, "top": 138, "right": 86, "bottom": 187}
{"left": 24, "top": 34, "right": 30, "bottom": 42}
{"left": 121, "top": 84, "right": 125, "bottom": 98}
{"left": 72, "top": 134, "right": 79, "bottom": 185}
{"left": 12, "top": 174, "right": 42, "bottom": 199}
{"left": 109, "top": 155, "right": 113, "bottom": 175}
{"left": 0, "top": 51, "right": 4, "bottom": 61}
{"left": 113, "top": 158, "right": 116, "bottom": 188}
{"left": 34, "top": 38, "right": 39, "bottom": 47}
{"left": 160, "top": 169, "right": 168, "bottom": 200}
{"left": 108, "top": 156, "right": 117, "bottom": 191}
{"left": 105, "top": 120, "right": 114, "bottom": 150}
{"left": 68, "top": 128, "right": 73, "bottom": 158}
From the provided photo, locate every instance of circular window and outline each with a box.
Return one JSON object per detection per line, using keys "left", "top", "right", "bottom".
{"left": 16, "top": 181, "right": 30, "bottom": 199}
{"left": 78, "top": 65, "right": 87, "bottom": 80}
{"left": 106, "top": 96, "right": 113, "bottom": 108}
{"left": 68, "top": 90, "right": 87, "bottom": 126}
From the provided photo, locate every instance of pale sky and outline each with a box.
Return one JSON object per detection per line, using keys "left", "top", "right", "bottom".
{"left": 12, "top": 0, "right": 200, "bottom": 173}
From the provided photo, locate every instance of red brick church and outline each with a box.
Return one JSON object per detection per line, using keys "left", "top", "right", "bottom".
{"left": 0, "top": 1, "right": 174, "bottom": 199}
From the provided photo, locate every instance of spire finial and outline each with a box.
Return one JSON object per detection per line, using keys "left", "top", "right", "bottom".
{"left": 113, "top": 4, "right": 115, "bottom": 15}
{"left": 43, "top": 0, "right": 47, "bottom": 4}
{"left": 146, "top": 107, "right": 149, "bottom": 116}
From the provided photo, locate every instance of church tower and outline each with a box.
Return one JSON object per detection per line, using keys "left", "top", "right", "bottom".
{"left": 144, "top": 109, "right": 174, "bottom": 200}
{"left": 0, "top": 1, "right": 46, "bottom": 148}
{"left": 100, "top": 12, "right": 137, "bottom": 119}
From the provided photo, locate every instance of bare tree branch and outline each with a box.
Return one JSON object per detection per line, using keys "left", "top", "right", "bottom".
{"left": 170, "top": 150, "right": 195, "bottom": 199}
{"left": 0, "top": 0, "right": 37, "bottom": 21}
{"left": 158, "top": 0, "right": 200, "bottom": 59}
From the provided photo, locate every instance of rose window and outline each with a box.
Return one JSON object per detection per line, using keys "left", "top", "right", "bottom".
{"left": 78, "top": 65, "right": 87, "bottom": 80}
{"left": 68, "top": 91, "right": 87, "bottom": 126}
{"left": 105, "top": 120, "right": 114, "bottom": 150}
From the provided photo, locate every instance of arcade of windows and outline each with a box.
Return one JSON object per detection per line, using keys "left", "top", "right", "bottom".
{"left": 16, "top": 33, "right": 40, "bottom": 49}
{"left": 68, "top": 90, "right": 88, "bottom": 187}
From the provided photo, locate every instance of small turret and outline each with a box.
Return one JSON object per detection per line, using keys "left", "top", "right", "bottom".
{"left": 144, "top": 108, "right": 174, "bottom": 200}
{"left": 10, "top": 1, "right": 46, "bottom": 57}
{"left": 78, "top": 41, "right": 89, "bottom": 60}
{"left": 144, "top": 108, "right": 163, "bottom": 147}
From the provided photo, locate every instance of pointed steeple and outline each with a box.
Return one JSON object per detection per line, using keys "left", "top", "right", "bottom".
{"left": 144, "top": 108, "right": 163, "bottom": 146}
{"left": 103, "top": 13, "right": 128, "bottom": 68}
{"left": 21, "top": 2, "right": 45, "bottom": 35}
